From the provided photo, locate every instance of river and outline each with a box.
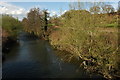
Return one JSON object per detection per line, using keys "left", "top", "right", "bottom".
{"left": 2, "top": 32, "right": 104, "bottom": 79}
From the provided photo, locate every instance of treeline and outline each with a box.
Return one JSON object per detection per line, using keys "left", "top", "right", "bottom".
{"left": 69, "top": 2, "right": 116, "bottom": 14}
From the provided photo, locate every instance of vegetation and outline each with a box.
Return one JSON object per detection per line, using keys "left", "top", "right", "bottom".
{"left": 1, "top": 15, "right": 22, "bottom": 40}
{"left": 22, "top": 8, "right": 49, "bottom": 38}
{"left": 2, "top": 2, "right": 120, "bottom": 79}
{"left": 1, "top": 15, "right": 22, "bottom": 53}
{"left": 49, "top": 3, "right": 120, "bottom": 79}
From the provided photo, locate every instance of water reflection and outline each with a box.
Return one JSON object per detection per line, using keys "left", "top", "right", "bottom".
{"left": 2, "top": 33, "right": 99, "bottom": 78}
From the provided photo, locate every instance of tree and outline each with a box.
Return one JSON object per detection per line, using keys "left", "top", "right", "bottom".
{"left": 2, "top": 15, "right": 22, "bottom": 38}
{"left": 90, "top": 6, "right": 100, "bottom": 14}
{"left": 77, "top": 0, "right": 85, "bottom": 10}
{"left": 22, "top": 8, "right": 47, "bottom": 36}
{"left": 69, "top": 2, "right": 76, "bottom": 10}
{"left": 69, "top": 1, "right": 84, "bottom": 10}
{"left": 77, "top": 1, "right": 81, "bottom": 10}
{"left": 22, "top": 18, "right": 28, "bottom": 32}
{"left": 43, "top": 9, "right": 49, "bottom": 31}
{"left": 118, "top": 1, "right": 120, "bottom": 15}
{"left": 102, "top": 5, "right": 115, "bottom": 14}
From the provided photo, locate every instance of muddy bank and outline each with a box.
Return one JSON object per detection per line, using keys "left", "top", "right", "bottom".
{"left": 2, "top": 30, "right": 18, "bottom": 61}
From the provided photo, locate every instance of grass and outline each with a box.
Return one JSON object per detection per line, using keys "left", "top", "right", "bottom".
{"left": 106, "top": 23, "right": 118, "bottom": 27}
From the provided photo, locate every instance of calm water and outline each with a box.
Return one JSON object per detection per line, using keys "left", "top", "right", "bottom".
{"left": 2, "top": 33, "right": 103, "bottom": 79}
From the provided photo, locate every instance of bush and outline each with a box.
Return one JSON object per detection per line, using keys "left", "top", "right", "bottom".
{"left": 1, "top": 15, "right": 22, "bottom": 39}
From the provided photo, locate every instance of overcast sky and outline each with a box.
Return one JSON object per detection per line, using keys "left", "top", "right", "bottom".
{"left": 0, "top": 1, "right": 119, "bottom": 20}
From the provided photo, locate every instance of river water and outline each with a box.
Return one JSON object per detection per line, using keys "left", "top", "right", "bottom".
{"left": 2, "top": 33, "right": 103, "bottom": 79}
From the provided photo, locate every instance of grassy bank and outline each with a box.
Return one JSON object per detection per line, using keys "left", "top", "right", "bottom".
{"left": 49, "top": 10, "right": 120, "bottom": 79}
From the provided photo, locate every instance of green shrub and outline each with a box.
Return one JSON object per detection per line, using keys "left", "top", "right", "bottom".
{"left": 1, "top": 15, "right": 22, "bottom": 38}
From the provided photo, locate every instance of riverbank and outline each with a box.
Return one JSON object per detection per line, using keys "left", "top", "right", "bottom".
{"left": 1, "top": 15, "right": 22, "bottom": 57}
{"left": 53, "top": 49, "right": 107, "bottom": 78}
{"left": 49, "top": 27, "right": 120, "bottom": 79}
{"left": 2, "top": 37, "right": 17, "bottom": 53}
{"left": 2, "top": 29, "right": 18, "bottom": 62}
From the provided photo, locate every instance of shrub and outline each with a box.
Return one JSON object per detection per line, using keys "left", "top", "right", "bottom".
{"left": 1, "top": 15, "right": 22, "bottom": 39}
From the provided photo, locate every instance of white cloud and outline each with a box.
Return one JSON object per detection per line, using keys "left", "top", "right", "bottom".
{"left": 62, "top": 10, "right": 67, "bottom": 14}
{"left": 110, "top": 2, "right": 118, "bottom": 11}
{"left": 0, "top": 2, "right": 27, "bottom": 20}
{"left": 52, "top": 11, "right": 56, "bottom": 15}
{"left": 47, "top": 10, "right": 50, "bottom": 13}
{"left": 48, "top": 10, "right": 57, "bottom": 16}
{"left": 0, "top": 2, "right": 26, "bottom": 15}
{"left": 48, "top": 10, "right": 68, "bottom": 17}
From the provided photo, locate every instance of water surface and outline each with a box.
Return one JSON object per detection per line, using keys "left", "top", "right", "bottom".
{"left": 2, "top": 33, "right": 102, "bottom": 79}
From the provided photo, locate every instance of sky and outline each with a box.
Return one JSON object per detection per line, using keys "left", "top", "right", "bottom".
{"left": 0, "top": 1, "right": 119, "bottom": 20}
{"left": 9, "top": 2, "right": 70, "bottom": 16}
{"left": 0, "top": 2, "right": 70, "bottom": 20}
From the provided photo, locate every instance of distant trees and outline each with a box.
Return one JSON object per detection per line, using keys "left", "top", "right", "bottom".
{"left": 22, "top": 8, "right": 49, "bottom": 37}
{"left": 90, "top": 6, "right": 100, "bottom": 14}
{"left": 118, "top": 1, "right": 120, "bottom": 15}
{"left": 69, "top": 1, "right": 115, "bottom": 15}
{"left": 89, "top": 4, "right": 115, "bottom": 14}
{"left": 22, "top": 18, "right": 29, "bottom": 32}
{"left": 102, "top": 5, "right": 115, "bottom": 14}
{"left": 49, "top": 15, "right": 61, "bottom": 27}
{"left": 68, "top": 1, "right": 116, "bottom": 15}
{"left": 69, "top": 1, "right": 84, "bottom": 10}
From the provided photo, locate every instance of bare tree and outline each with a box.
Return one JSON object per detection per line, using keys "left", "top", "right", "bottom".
{"left": 90, "top": 6, "right": 100, "bottom": 14}
{"left": 69, "top": 0, "right": 85, "bottom": 10}
{"left": 118, "top": 1, "right": 120, "bottom": 15}
{"left": 69, "top": 2, "right": 76, "bottom": 10}
{"left": 102, "top": 5, "right": 115, "bottom": 14}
